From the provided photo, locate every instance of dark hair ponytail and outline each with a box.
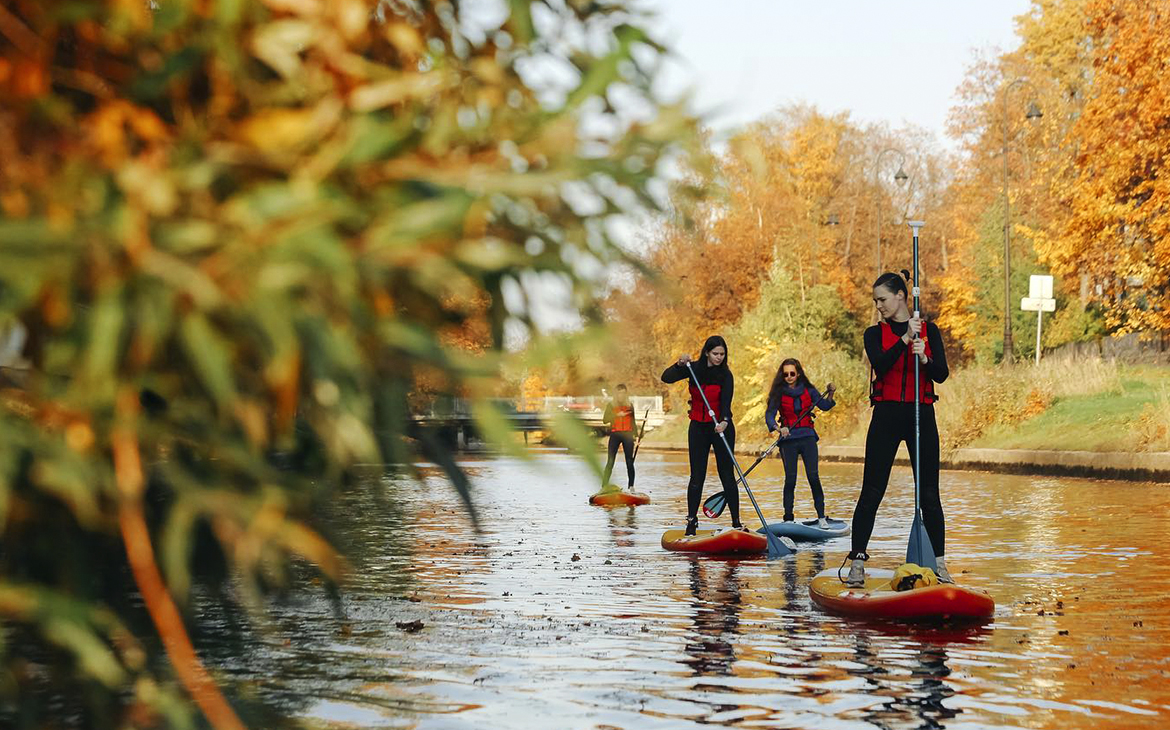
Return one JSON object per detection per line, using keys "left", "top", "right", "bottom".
{"left": 873, "top": 270, "right": 911, "bottom": 298}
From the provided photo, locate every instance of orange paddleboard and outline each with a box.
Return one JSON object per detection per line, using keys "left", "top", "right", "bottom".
{"left": 589, "top": 490, "right": 650, "bottom": 506}
{"left": 810, "top": 568, "right": 994, "bottom": 621}
{"left": 661, "top": 527, "right": 768, "bottom": 555}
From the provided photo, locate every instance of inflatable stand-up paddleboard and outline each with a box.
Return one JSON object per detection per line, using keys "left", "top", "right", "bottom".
{"left": 809, "top": 567, "right": 994, "bottom": 621}
{"left": 760, "top": 517, "right": 850, "bottom": 542}
{"left": 589, "top": 489, "right": 650, "bottom": 506}
{"left": 661, "top": 527, "right": 770, "bottom": 555}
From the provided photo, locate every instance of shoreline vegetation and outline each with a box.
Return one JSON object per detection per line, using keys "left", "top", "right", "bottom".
{"left": 631, "top": 358, "right": 1170, "bottom": 481}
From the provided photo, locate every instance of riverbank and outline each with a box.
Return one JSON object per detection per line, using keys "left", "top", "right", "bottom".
{"left": 638, "top": 360, "right": 1170, "bottom": 481}
{"left": 636, "top": 440, "right": 1170, "bottom": 481}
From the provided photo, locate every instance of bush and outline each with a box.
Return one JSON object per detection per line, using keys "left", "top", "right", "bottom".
{"left": 933, "top": 357, "right": 1119, "bottom": 456}
{"left": 0, "top": 1, "right": 700, "bottom": 725}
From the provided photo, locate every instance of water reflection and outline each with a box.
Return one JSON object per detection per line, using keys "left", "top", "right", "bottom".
{"left": 852, "top": 641, "right": 959, "bottom": 730}
{"left": 190, "top": 452, "right": 1170, "bottom": 729}
{"left": 683, "top": 559, "right": 743, "bottom": 677}
{"left": 604, "top": 505, "right": 638, "bottom": 549}
{"left": 783, "top": 551, "right": 826, "bottom": 609}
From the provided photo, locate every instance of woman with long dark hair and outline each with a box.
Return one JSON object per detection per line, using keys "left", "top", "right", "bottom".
{"left": 661, "top": 335, "right": 742, "bottom": 536}
{"left": 764, "top": 358, "right": 836, "bottom": 527}
{"left": 845, "top": 270, "right": 951, "bottom": 585}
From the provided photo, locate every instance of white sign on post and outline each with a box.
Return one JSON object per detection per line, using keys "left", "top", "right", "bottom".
{"left": 1021, "top": 274, "right": 1057, "bottom": 365}
{"left": 1029, "top": 274, "right": 1054, "bottom": 300}
{"left": 1020, "top": 297, "right": 1056, "bottom": 312}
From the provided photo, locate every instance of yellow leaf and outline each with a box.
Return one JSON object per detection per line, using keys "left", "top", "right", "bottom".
{"left": 349, "top": 72, "right": 451, "bottom": 112}
{"left": 237, "top": 99, "right": 342, "bottom": 154}
{"left": 251, "top": 20, "right": 317, "bottom": 79}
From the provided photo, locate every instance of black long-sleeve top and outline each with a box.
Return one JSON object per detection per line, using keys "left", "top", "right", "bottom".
{"left": 864, "top": 320, "right": 949, "bottom": 383}
{"left": 661, "top": 361, "right": 734, "bottom": 422}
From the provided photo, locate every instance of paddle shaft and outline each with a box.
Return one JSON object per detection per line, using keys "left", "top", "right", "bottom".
{"left": 684, "top": 362, "right": 780, "bottom": 548}
{"left": 631, "top": 406, "right": 651, "bottom": 462}
{"left": 911, "top": 225, "right": 921, "bottom": 523}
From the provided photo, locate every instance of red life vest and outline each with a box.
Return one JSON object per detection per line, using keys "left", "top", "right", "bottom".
{"left": 611, "top": 405, "right": 634, "bottom": 432}
{"left": 688, "top": 382, "right": 723, "bottom": 422}
{"left": 778, "top": 389, "right": 815, "bottom": 429}
{"left": 871, "top": 321, "right": 937, "bottom": 405}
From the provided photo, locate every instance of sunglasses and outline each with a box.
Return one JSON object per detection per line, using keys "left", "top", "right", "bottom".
{"left": 783, "top": 371, "right": 798, "bottom": 377}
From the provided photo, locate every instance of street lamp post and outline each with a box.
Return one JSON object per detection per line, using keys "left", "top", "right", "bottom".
{"left": 873, "top": 148, "right": 909, "bottom": 278}
{"left": 999, "top": 78, "right": 1043, "bottom": 364}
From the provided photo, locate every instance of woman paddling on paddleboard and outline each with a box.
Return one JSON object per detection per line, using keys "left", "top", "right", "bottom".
{"left": 601, "top": 384, "right": 638, "bottom": 490}
{"left": 661, "top": 336, "right": 743, "bottom": 536}
{"left": 846, "top": 271, "right": 951, "bottom": 586}
{"left": 764, "top": 359, "right": 836, "bottom": 528}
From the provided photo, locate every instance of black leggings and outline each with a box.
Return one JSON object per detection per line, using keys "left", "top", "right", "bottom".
{"left": 687, "top": 420, "right": 740, "bottom": 524}
{"left": 780, "top": 438, "right": 825, "bottom": 520}
{"left": 603, "top": 431, "right": 635, "bottom": 487}
{"left": 851, "top": 402, "right": 945, "bottom": 557}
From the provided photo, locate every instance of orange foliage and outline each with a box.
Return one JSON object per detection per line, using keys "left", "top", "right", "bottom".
{"left": 1047, "top": 0, "right": 1170, "bottom": 332}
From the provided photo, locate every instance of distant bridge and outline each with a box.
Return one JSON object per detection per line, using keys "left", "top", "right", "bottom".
{"left": 412, "top": 395, "right": 666, "bottom": 448}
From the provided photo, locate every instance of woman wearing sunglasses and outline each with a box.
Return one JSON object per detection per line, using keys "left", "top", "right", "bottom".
{"left": 764, "top": 359, "right": 836, "bottom": 528}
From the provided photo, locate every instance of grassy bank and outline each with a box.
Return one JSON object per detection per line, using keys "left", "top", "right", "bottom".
{"left": 867, "top": 359, "right": 1170, "bottom": 455}
{"left": 968, "top": 364, "right": 1170, "bottom": 452}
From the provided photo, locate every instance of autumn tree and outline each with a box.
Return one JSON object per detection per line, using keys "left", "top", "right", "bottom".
{"left": 936, "top": 0, "right": 1102, "bottom": 361}
{"left": 1044, "top": 0, "right": 1170, "bottom": 333}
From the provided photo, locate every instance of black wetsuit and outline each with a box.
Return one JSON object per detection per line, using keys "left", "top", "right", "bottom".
{"left": 602, "top": 403, "right": 636, "bottom": 488}
{"left": 851, "top": 320, "right": 950, "bottom": 557}
{"left": 661, "top": 361, "right": 741, "bottom": 525}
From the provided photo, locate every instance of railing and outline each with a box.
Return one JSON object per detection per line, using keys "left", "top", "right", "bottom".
{"left": 414, "top": 395, "right": 666, "bottom": 429}
{"left": 539, "top": 395, "right": 662, "bottom": 414}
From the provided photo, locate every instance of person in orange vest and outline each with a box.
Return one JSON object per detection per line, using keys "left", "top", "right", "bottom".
{"left": 764, "top": 358, "right": 836, "bottom": 527}
{"left": 602, "top": 384, "right": 638, "bottom": 490}
{"left": 845, "top": 270, "right": 952, "bottom": 586}
{"left": 661, "top": 335, "right": 742, "bottom": 536}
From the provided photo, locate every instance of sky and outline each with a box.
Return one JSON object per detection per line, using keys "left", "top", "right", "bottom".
{"left": 509, "top": 1, "right": 1036, "bottom": 339}
{"left": 643, "top": 0, "right": 1032, "bottom": 147}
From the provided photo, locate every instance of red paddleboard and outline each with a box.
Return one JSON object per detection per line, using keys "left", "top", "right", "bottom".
{"left": 589, "top": 490, "right": 650, "bottom": 506}
{"left": 810, "top": 568, "right": 994, "bottom": 621}
{"left": 661, "top": 527, "right": 767, "bottom": 555}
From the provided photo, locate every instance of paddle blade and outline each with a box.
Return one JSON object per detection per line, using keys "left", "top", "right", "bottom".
{"left": 906, "top": 513, "right": 938, "bottom": 571}
{"left": 702, "top": 492, "right": 726, "bottom": 519}
{"left": 765, "top": 531, "right": 794, "bottom": 558}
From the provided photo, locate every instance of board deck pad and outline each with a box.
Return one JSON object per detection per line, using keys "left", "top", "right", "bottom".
{"left": 809, "top": 567, "right": 994, "bottom": 621}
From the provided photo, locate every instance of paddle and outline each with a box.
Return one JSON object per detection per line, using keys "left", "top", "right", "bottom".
{"left": 701, "top": 386, "right": 833, "bottom": 519}
{"left": 905, "top": 220, "right": 938, "bottom": 573}
{"left": 685, "top": 361, "right": 791, "bottom": 558}
{"left": 631, "top": 406, "right": 652, "bottom": 463}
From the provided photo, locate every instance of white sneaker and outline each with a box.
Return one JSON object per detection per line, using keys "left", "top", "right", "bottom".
{"left": 846, "top": 558, "right": 866, "bottom": 587}
{"left": 935, "top": 556, "right": 954, "bottom": 584}
{"left": 818, "top": 517, "right": 830, "bottom": 529}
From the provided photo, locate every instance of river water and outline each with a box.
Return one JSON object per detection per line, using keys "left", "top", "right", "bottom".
{"left": 208, "top": 450, "right": 1170, "bottom": 729}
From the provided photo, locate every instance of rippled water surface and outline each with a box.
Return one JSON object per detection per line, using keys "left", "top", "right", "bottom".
{"left": 207, "top": 450, "right": 1170, "bottom": 729}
